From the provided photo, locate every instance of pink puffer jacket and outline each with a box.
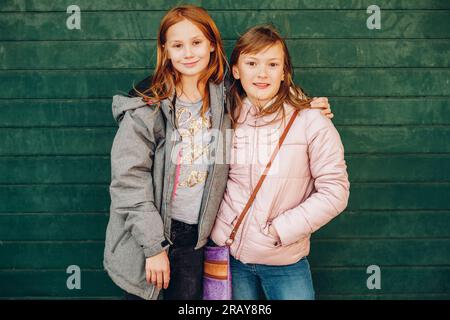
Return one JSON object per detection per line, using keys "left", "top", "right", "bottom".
{"left": 210, "top": 99, "right": 350, "bottom": 265}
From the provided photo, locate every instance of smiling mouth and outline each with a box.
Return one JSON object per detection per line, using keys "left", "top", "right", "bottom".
{"left": 253, "top": 83, "right": 270, "bottom": 89}
{"left": 182, "top": 60, "right": 200, "bottom": 67}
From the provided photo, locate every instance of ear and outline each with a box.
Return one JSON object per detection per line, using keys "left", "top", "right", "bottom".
{"left": 232, "top": 65, "right": 240, "bottom": 80}
{"left": 210, "top": 46, "right": 215, "bottom": 53}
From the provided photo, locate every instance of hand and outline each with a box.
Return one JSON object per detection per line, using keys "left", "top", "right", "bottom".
{"left": 268, "top": 224, "right": 280, "bottom": 241}
{"left": 311, "top": 97, "right": 333, "bottom": 119}
{"left": 145, "top": 250, "right": 170, "bottom": 290}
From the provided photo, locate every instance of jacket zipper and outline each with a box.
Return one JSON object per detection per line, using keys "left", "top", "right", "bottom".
{"left": 235, "top": 117, "right": 257, "bottom": 259}
{"left": 164, "top": 141, "right": 175, "bottom": 244}
{"left": 164, "top": 104, "right": 179, "bottom": 244}
{"left": 197, "top": 87, "right": 225, "bottom": 245}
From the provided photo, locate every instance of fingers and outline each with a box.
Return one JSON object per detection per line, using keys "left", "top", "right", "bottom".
{"left": 311, "top": 97, "right": 333, "bottom": 119}
{"left": 146, "top": 269, "right": 151, "bottom": 285}
{"left": 311, "top": 97, "right": 328, "bottom": 104}
{"left": 310, "top": 98, "right": 330, "bottom": 109}
{"left": 151, "top": 270, "right": 157, "bottom": 287}
{"left": 145, "top": 252, "right": 170, "bottom": 289}
{"left": 321, "top": 108, "right": 332, "bottom": 115}
{"left": 147, "top": 268, "right": 170, "bottom": 289}
{"left": 163, "top": 269, "right": 170, "bottom": 290}
{"left": 156, "top": 271, "right": 163, "bottom": 289}
{"left": 154, "top": 270, "right": 170, "bottom": 289}
{"left": 321, "top": 108, "right": 334, "bottom": 119}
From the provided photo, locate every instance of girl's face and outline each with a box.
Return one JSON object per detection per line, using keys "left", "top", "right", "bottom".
{"left": 233, "top": 42, "right": 285, "bottom": 108}
{"left": 165, "top": 19, "right": 215, "bottom": 81}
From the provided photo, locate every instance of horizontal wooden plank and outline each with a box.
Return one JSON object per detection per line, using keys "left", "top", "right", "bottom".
{"left": 1, "top": 98, "right": 449, "bottom": 128}
{"left": 2, "top": 39, "right": 450, "bottom": 69}
{"left": 1, "top": 183, "right": 448, "bottom": 213}
{"left": 2, "top": 155, "right": 450, "bottom": 184}
{"left": 0, "top": 240, "right": 449, "bottom": 269}
{"left": 0, "top": 267, "right": 448, "bottom": 297}
{"left": 0, "top": 156, "right": 111, "bottom": 184}
{"left": 310, "top": 266, "right": 450, "bottom": 294}
{"left": 0, "top": 70, "right": 142, "bottom": 99}
{"left": 2, "top": 0, "right": 450, "bottom": 11}
{"left": 318, "top": 293, "right": 450, "bottom": 300}
{"left": 0, "top": 242, "right": 105, "bottom": 269}
{"left": 339, "top": 127, "right": 450, "bottom": 154}
{"left": 0, "top": 99, "right": 116, "bottom": 127}
{"left": 0, "top": 270, "right": 122, "bottom": 297}
{"left": 309, "top": 239, "right": 450, "bottom": 267}
{"left": 302, "top": 69, "right": 450, "bottom": 97}
{"left": 0, "top": 69, "right": 449, "bottom": 99}
{"left": 315, "top": 210, "right": 450, "bottom": 238}
{"left": 1, "top": 265, "right": 449, "bottom": 300}
{"left": 0, "top": 185, "right": 110, "bottom": 213}
{"left": 0, "top": 268, "right": 449, "bottom": 297}
{"left": 347, "top": 183, "right": 450, "bottom": 210}
{"left": 1, "top": 11, "right": 449, "bottom": 41}
{"left": 4, "top": 292, "right": 449, "bottom": 300}
{"left": 1, "top": 211, "right": 449, "bottom": 241}
{"left": 1, "top": 126, "right": 450, "bottom": 156}
{"left": 0, "top": 213, "right": 109, "bottom": 241}
{"left": 346, "top": 155, "right": 450, "bottom": 182}
{"left": 331, "top": 98, "right": 450, "bottom": 126}
{"left": 0, "top": 128, "right": 116, "bottom": 155}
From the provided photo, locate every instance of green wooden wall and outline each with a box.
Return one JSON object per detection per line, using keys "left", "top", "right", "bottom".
{"left": 1, "top": 0, "right": 449, "bottom": 299}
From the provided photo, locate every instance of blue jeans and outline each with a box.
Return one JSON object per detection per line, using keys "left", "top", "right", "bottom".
{"left": 230, "top": 255, "right": 315, "bottom": 300}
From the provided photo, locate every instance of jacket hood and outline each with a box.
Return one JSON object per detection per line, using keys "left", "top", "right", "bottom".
{"left": 115, "top": 68, "right": 231, "bottom": 125}
{"left": 112, "top": 95, "right": 148, "bottom": 124}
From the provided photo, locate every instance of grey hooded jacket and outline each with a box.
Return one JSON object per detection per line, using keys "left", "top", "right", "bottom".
{"left": 103, "top": 81, "right": 231, "bottom": 300}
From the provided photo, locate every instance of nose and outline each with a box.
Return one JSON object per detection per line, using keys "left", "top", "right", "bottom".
{"left": 183, "top": 45, "right": 194, "bottom": 59}
{"left": 257, "top": 65, "right": 269, "bottom": 78}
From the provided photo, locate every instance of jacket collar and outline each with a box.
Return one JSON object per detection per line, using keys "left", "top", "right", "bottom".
{"left": 238, "top": 97, "right": 282, "bottom": 125}
{"left": 159, "top": 81, "right": 225, "bottom": 130}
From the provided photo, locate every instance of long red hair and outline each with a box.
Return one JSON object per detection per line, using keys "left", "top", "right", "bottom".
{"left": 132, "top": 5, "right": 227, "bottom": 115}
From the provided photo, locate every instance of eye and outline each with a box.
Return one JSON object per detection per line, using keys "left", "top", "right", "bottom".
{"left": 173, "top": 43, "right": 182, "bottom": 49}
{"left": 246, "top": 61, "right": 256, "bottom": 67}
{"left": 269, "top": 62, "right": 279, "bottom": 67}
{"left": 193, "top": 40, "right": 202, "bottom": 46}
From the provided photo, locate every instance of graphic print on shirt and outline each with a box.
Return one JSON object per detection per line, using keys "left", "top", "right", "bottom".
{"left": 175, "top": 103, "right": 212, "bottom": 191}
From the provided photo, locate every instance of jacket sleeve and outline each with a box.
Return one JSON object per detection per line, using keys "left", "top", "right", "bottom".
{"left": 109, "top": 108, "right": 168, "bottom": 258}
{"left": 271, "top": 109, "right": 350, "bottom": 246}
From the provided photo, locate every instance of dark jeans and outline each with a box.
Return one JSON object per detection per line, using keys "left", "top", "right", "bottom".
{"left": 123, "top": 219, "right": 204, "bottom": 300}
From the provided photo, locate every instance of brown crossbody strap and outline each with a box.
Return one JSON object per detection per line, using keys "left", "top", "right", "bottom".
{"left": 225, "top": 109, "right": 300, "bottom": 246}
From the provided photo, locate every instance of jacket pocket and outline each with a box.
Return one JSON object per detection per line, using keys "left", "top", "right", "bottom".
{"left": 261, "top": 222, "right": 282, "bottom": 248}
{"left": 110, "top": 230, "right": 146, "bottom": 286}
{"left": 111, "top": 230, "right": 131, "bottom": 254}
